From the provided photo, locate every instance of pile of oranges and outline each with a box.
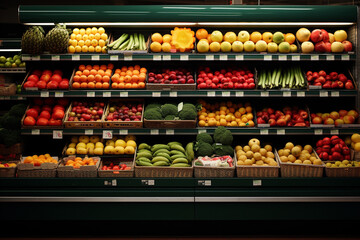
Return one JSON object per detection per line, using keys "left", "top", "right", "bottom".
{"left": 23, "top": 154, "right": 58, "bottom": 166}
{"left": 111, "top": 65, "right": 146, "bottom": 89}
{"left": 65, "top": 157, "right": 98, "bottom": 169}
{"left": 198, "top": 100, "right": 255, "bottom": 127}
{"left": 72, "top": 64, "right": 113, "bottom": 89}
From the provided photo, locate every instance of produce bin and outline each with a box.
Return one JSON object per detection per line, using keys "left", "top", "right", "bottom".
{"left": 21, "top": 104, "right": 66, "bottom": 129}
{"left": 324, "top": 161, "right": 360, "bottom": 177}
{"left": 144, "top": 119, "right": 196, "bottom": 129}
{"left": 0, "top": 161, "right": 19, "bottom": 178}
{"left": 64, "top": 102, "right": 106, "bottom": 129}
{"left": 193, "top": 158, "right": 235, "bottom": 178}
{"left": 17, "top": 157, "right": 58, "bottom": 178}
{"left": 98, "top": 156, "right": 135, "bottom": 178}
{"left": 57, "top": 156, "right": 101, "bottom": 178}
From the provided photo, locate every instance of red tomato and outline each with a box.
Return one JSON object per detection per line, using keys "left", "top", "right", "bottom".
{"left": 113, "top": 166, "right": 120, "bottom": 170}
{"left": 48, "top": 119, "right": 57, "bottom": 126}
{"left": 41, "top": 105, "right": 52, "bottom": 113}
{"left": 53, "top": 120, "right": 62, "bottom": 126}
{"left": 40, "top": 74, "right": 51, "bottom": 82}
{"left": 32, "top": 70, "right": 42, "bottom": 77}
{"left": 42, "top": 70, "right": 52, "bottom": 76}
{"left": 26, "top": 108, "right": 38, "bottom": 118}
{"left": 52, "top": 110, "right": 64, "bottom": 120}
{"left": 36, "top": 81, "right": 47, "bottom": 89}
{"left": 51, "top": 74, "right": 62, "bottom": 83}
{"left": 23, "top": 81, "right": 35, "bottom": 89}
{"left": 53, "top": 105, "right": 65, "bottom": 112}
{"left": 53, "top": 70, "right": 63, "bottom": 76}
{"left": 27, "top": 74, "right": 39, "bottom": 82}
{"left": 58, "top": 80, "right": 69, "bottom": 89}
{"left": 47, "top": 80, "right": 58, "bottom": 89}
{"left": 36, "top": 117, "right": 48, "bottom": 126}
{"left": 39, "top": 111, "right": 51, "bottom": 120}
{"left": 24, "top": 116, "right": 36, "bottom": 126}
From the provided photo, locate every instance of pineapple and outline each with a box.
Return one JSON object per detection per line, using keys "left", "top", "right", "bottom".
{"left": 21, "top": 26, "right": 45, "bottom": 54}
{"left": 44, "top": 24, "right": 70, "bottom": 54}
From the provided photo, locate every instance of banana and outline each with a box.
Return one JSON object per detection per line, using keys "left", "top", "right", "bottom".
{"left": 170, "top": 150, "right": 185, "bottom": 155}
{"left": 170, "top": 163, "right": 190, "bottom": 167}
{"left": 154, "top": 152, "right": 171, "bottom": 160}
{"left": 172, "top": 158, "right": 189, "bottom": 164}
{"left": 151, "top": 144, "right": 170, "bottom": 152}
{"left": 137, "top": 157, "right": 151, "bottom": 163}
{"left": 136, "top": 160, "right": 153, "bottom": 166}
{"left": 186, "top": 142, "right": 194, "bottom": 161}
{"left": 168, "top": 142, "right": 182, "bottom": 147}
{"left": 138, "top": 143, "right": 151, "bottom": 150}
{"left": 136, "top": 151, "right": 152, "bottom": 159}
{"left": 138, "top": 149, "right": 152, "bottom": 154}
{"left": 153, "top": 149, "right": 171, "bottom": 156}
{"left": 170, "top": 144, "right": 185, "bottom": 153}
{"left": 153, "top": 161, "right": 169, "bottom": 166}
{"left": 170, "top": 154, "right": 186, "bottom": 160}
{"left": 151, "top": 156, "right": 170, "bottom": 163}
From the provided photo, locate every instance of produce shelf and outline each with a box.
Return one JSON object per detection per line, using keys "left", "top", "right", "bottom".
{"left": 0, "top": 95, "right": 26, "bottom": 100}
{"left": 21, "top": 53, "right": 356, "bottom": 62}
{"left": 0, "top": 68, "right": 26, "bottom": 73}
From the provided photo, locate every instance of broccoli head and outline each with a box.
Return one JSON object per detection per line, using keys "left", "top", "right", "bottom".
{"left": 164, "top": 115, "right": 176, "bottom": 120}
{"left": 213, "top": 126, "right": 233, "bottom": 145}
{"left": 0, "top": 128, "right": 21, "bottom": 147}
{"left": 145, "top": 103, "right": 161, "bottom": 111}
{"left": 178, "top": 108, "right": 197, "bottom": 120}
{"left": 195, "top": 141, "right": 214, "bottom": 157}
{"left": 196, "top": 133, "right": 213, "bottom": 144}
{"left": 161, "top": 104, "right": 178, "bottom": 118}
{"left": 144, "top": 108, "right": 162, "bottom": 120}
{"left": 213, "top": 144, "right": 234, "bottom": 157}
{"left": 183, "top": 103, "right": 196, "bottom": 111}
{"left": 8, "top": 104, "right": 27, "bottom": 117}
{"left": 1, "top": 114, "right": 21, "bottom": 129}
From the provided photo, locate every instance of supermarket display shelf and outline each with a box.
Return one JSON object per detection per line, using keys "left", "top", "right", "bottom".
{"left": 19, "top": 89, "right": 358, "bottom": 98}
{"left": 0, "top": 95, "right": 26, "bottom": 100}
{"left": 0, "top": 68, "right": 26, "bottom": 73}
{"left": 21, "top": 53, "right": 355, "bottom": 62}
{"left": 0, "top": 38, "right": 21, "bottom": 49}
{"left": 20, "top": 127, "right": 359, "bottom": 136}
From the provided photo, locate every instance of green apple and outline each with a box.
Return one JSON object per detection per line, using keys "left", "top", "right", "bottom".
{"left": 231, "top": 41, "right": 243, "bottom": 52}
{"left": 224, "top": 32, "right": 237, "bottom": 44}
{"left": 211, "top": 30, "right": 223, "bottom": 43}
{"left": 220, "top": 41, "right": 232, "bottom": 52}
{"left": 279, "top": 42, "right": 290, "bottom": 53}
{"left": 267, "top": 42, "right": 278, "bottom": 53}
{"left": 238, "top": 31, "right": 250, "bottom": 43}
{"left": 243, "top": 41, "right": 255, "bottom": 52}
{"left": 255, "top": 40, "right": 267, "bottom": 52}
{"left": 273, "top": 32, "right": 285, "bottom": 44}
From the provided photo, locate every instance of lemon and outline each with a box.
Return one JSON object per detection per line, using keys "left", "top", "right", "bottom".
{"left": 100, "top": 33, "right": 108, "bottom": 40}
{"left": 91, "top": 27, "right": 98, "bottom": 34}
{"left": 85, "top": 28, "right": 92, "bottom": 35}
{"left": 88, "top": 46, "right": 95, "bottom": 52}
{"left": 89, "top": 34, "right": 95, "bottom": 40}
{"left": 162, "top": 42, "right": 171, "bottom": 52}
{"left": 73, "top": 28, "right": 80, "bottom": 34}
{"left": 84, "top": 39, "right": 91, "bottom": 46}
{"left": 98, "top": 27, "right": 105, "bottom": 34}
{"left": 115, "top": 139, "right": 126, "bottom": 148}
{"left": 76, "top": 34, "right": 82, "bottom": 41}
{"left": 74, "top": 46, "right": 81, "bottom": 52}
{"left": 91, "top": 39, "right": 98, "bottom": 47}
{"left": 124, "top": 146, "right": 135, "bottom": 154}
{"left": 70, "top": 33, "right": 76, "bottom": 40}
{"left": 82, "top": 45, "right": 88, "bottom": 52}
{"left": 71, "top": 40, "right": 78, "bottom": 47}
{"left": 82, "top": 34, "right": 89, "bottom": 41}
{"left": 150, "top": 42, "right": 161, "bottom": 52}
{"left": 126, "top": 140, "right": 137, "bottom": 148}
{"left": 99, "top": 39, "right": 105, "bottom": 47}
{"left": 95, "top": 46, "right": 102, "bottom": 52}
{"left": 79, "top": 28, "right": 86, "bottom": 35}
{"left": 95, "top": 33, "right": 101, "bottom": 41}
{"left": 78, "top": 40, "right": 85, "bottom": 47}
{"left": 68, "top": 46, "right": 75, "bottom": 53}
{"left": 102, "top": 46, "right": 107, "bottom": 53}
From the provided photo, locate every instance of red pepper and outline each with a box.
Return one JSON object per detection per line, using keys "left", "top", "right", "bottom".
{"left": 3, "top": 163, "right": 9, "bottom": 167}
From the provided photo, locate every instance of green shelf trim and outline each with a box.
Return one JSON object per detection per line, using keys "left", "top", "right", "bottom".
{"left": 0, "top": 39, "right": 22, "bottom": 49}
{"left": 0, "top": 96, "right": 26, "bottom": 100}
{"left": 19, "top": 5, "right": 357, "bottom": 23}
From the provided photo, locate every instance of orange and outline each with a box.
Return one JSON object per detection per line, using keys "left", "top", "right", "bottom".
{"left": 132, "top": 70, "right": 140, "bottom": 75}
{"left": 121, "top": 66, "right": 127, "bottom": 72}
{"left": 111, "top": 82, "right": 118, "bottom": 88}
{"left": 118, "top": 83, "right": 125, "bottom": 89}
{"left": 104, "top": 71, "right": 112, "bottom": 77}
{"left": 80, "top": 82, "right": 88, "bottom": 88}
{"left": 245, "top": 106, "right": 252, "bottom": 113}
{"left": 102, "top": 75, "right": 110, "bottom": 82}
{"left": 128, "top": 66, "right": 134, "bottom": 71}
{"left": 134, "top": 65, "right": 140, "bottom": 70}
{"left": 100, "top": 65, "right": 107, "bottom": 70}
{"left": 207, "top": 35, "right": 212, "bottom": 43}
{"left": 83, "top": 69, "right": 90, "bottom": 76}
{"left": 102, "top": 82, "right": 109, "bottom": 89}
{"left": 87, "top": 74, "right": 95, "bottom": 82}
{"left": 85, "top": 65, "right": 92, "bottom": 70}
{"left": 120, "top": 71, "right": 126, "bottom": 76}
{"left": 95, "top": 82, "right": 102, "bottom": 88}
{"left": 140, "top": 68, "right": 147, "bottom": 73}
{"left": 107, "top": 63, "right": 114, "bottom": 69}
{"left": 76, "top": 70, "right": 82, "bottom": 76}
{"left": 198, "top": 120, "right": 206, "bottom": 127}
{"left": 88, "top": 82, "right": 95, "bottom": 88}
{"left": 126, "top": 70, "right": 133, "bottom": 76}
{"left": 125, "top": 83, "right": 132, "bottom": 88}
{"left": 151, "top": 33, "right": 163, "bottom": 43}
{"left": 79, "top": 65, "right": 86, "bottom": 71}
{"left": 98, "top": 69, "right": 105, "bottom": 76}
{"left": 124, "top": 76, "right": 132, "bottom": 83}
{"left": 73, "top": 75, "right": 80, "bottom": 82}
{"left": 93, "top": 65, "right": 100, "bottom": 70}
{"left": 196, "top": 28, "right": 208, "bottom": 40}
{"left": 90, "top": 69, "right": 97, "bottom": 75}
{"left": 115, "top": 69, "right": 121, "bottom": 74}
{"left": 131, "top": 75, "right": 139, "bottom": 82}
{"left": 220, "top": 118, "right": 227, "bottom": 126}
{"left": 111, "top": 74, "right": 119, "bottom": 83}
{"left": 80, "top": 75, "right": 87, "bottom": 82}
{"left": 138, "top": 82, "right": 145, "bottom": 88}
{"left": 72, "top": 82, "right": 80, "bottom": 88}
{"left": 132, "top": 83, "right": 138, "bottom": 88}
{"left": 162, "top": 34, "right": 172, "bottom": 43}
{"left": 138, "top": 75, "right": 146, "bottom": 82}
{"left": 150, "top": 42, "right": 162, "bottom": 52}
{"left": 95, "top": 74, "right": 102, "bottom": 82}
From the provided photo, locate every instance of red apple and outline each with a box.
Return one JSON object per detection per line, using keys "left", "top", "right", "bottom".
{"left": 314, "top": 41, "right": 327, "bottom": 52}
{"left": 329, "top": 111, "right": 340, "bottom": 120}
{"left": 312, "top": 116, "right": 322, "bottom": 124}
{"left": 348, "top": 110, "right": 359, "bottom": 119}
{"left": 310, "top": 29, "right": 324, "bottom": 43}
{"left": 343, "top": 115, "right": 355, "bottom": 124}
{"left": 342, "top": 40, "right": 352, "bottom": 52}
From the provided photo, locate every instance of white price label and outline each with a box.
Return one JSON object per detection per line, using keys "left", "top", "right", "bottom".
{"left": 22, "top": 55, "right": 31, "bottom": 61}
{"left": 72, "top": 55, "right": 80, "bottom": 61}
{"left": 235, "top": 55, "right": 244, "bottom": 61}
{"left": 120, "top": 92, "right": 128, "bottom": 97}
{"left": 253, "top": 180, "right": 262, "bottom": 186}
{"left": 261, "top": 91, "right": 269, "bottom": 97}
{"left": 292, "top": 55, "right": 300, "bottom": 61}
{"left": 207, "top": 91, "right": 216, "bottom": 97}
{"left": 297, "top": 91, "right": 305, "bottom": 97}
{"left": 163, "top": 55, "right": 171, "bottom": 60}
{"left": 110, "top": 55, "right": 118, "bottom": 61}
{"left": 311, "top": 55, "right": 319, "bottom": 61}
{"left": 103, "top": 92, "right": 111, "bottom": 97}
{"left": 236, "top": 91, "right": 244, "bottom": 97}
{"left": 320, "top": 91, "right": 328, "bottom": 97}
{"left": 103, "top": 130, "right": 113, "bottom": 139}
{"left": 341, "top": 55, "right": 350, "bottom": 61}
{"left": 53, "top": 130, "right": 63, "bottom": 139}
{"left": 277, "top": 129, "right": 285, "bottom": 135}
{"left": 170, "top": 91, "right": 177, "bottom": 97}
{"left": 32, "top": 55, "right": 40, "bottom": 61}
{"left": 91, "top": 55, "right": 100, "bottom": 61}
{"left": 220, "top": 55, "right": 228, "bottom": 61}
{"left": 87, "top": 91, "right": 95, "bottom": 97}
{"left": 278, "top": 55, "right": 287, "bottom": 61}
{"left": 326, "top": 55, "right": 335, "bottom": 61}
{"left": 331, "top": 129, "right": 339, "bottom": 135}
{"left": 18, "top": 97, "right": 24, "bottom": 100}
{"left": 205, "top": 55, "right": 214, "bottom": 61}
{"left": 119, "top": 129, "right": 128, "bottom": 135}
{"left": 264, "top": 55, "right": 272, "bottom": 61}
{"left": 141, "top": 180, "right": 155, "bottom": 186}
{"left": 166, "top": 129, "right": 175, "bottom": 135}
{"left": 124, "top": 55, "right": 132, "bottom": 61}
{"left": 331, "top": 91, "right": 340, "bottom": 97}
{"left": 198, "top": 129, "right": 207, "bottom": 134}
{"left": 180, "top": 55, "right": 189, "bottom": 61}
{"left": 222, "top": 91, "right": 230, "bottom": 97}
{"left": 283, "top": 91, "right": 291, "bottom": 97}
{"left": 31, "top": 129, "right": 40, "bottom": 135}
{"left": 85, "top": 129, "right": 93, "bottom": 135}
{"left": 260, "top": 129, "right": 269, "bottom": 135}
{"left": 40, "top": 91, "right": 49, "bottom": 98}
{"left": 153, "top": 55, "right": 161, "bottom": 61}
{"left": 314, "top": 129, "right": 323, "bottom": 135}
{"left": 55, "top": 92, "right": 64, "bottom": 98}
{"left": 150, "top": 129, "right": 159, "bottom": 135}
{"left": 51, "top": 55, "right": 60, "bottom": 61}
{"left": 152, "top": 92, "right": 161, "bottom": 97}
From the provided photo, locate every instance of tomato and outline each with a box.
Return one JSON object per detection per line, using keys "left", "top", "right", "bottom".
{"left": 39, "top": 111, "right": 51, "bottom": 120}
{"left": 36, "top": 118, "right": 48, "bottom": 126}
{"left": 58, "top": 80, "right": 69, "bottom": 89}
{"left": 52, "top": 110, "right": 64, "bottom": 120}
{"left": 27, "top": 74, "right": 39, "bottom": 82}
{"left": 36, "top": 81, "right": 47, "bottom": 89}
{"left": 113, "top": 166, "right": 120, "bottom": 170}
{"left": 42, "top": 70, "right": 52, "bottom": 76}
{"left": 53, "top": 105, "right": 65, "bottom": 112}
{"left": 32, "top": 70, "right": 42, "bottom": 77}
{"left": 51, "top": 74, "right": 62, "bottom": 83}
{"left": 41, "top": 105, "right": 52, "bottom": 113}
{"left": 102, "top": 166, "right": 108, "bottom": 170}
{"left": 57, "top": 98, "right": 69, "bottom": 106}
{"left": 48, "top": 119, "right": 57, "bottom": 126}
{"left": 47, "top": 80, "right": 58, "bottom": 89}
{"left": 23, "top": 81, "right": 35, "bottom": 89}
{"left": 53, "top": 70, "right": 63, "bottom": 76}
{"left": 40, "top": 74, "right": 51, "bottom": 82}
{"left": 26, "top": 108, "right": 38, "bottom": 118}
{"left": 24, "top": 116, "right": 36, "bottom": 126}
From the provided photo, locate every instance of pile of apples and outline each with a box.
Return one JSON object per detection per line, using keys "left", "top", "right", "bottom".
{"left": 311, "top": 109, "right": 358, "bottom": 126}
{"left": 106, "top": 102, "right": 143, "bottom": 122}
{"left": 256, "top": 107, "right": 310, "bottom": 127}
{"left": 101, "top": 163, "right": 131, "bottom": 171}
{"left": 296, "top": 28, "right": 352, "bottom": 53}
{"left": 67, "top": 101, "right": 104, "bottom": 122}
{"left": 197, "top": 67, "right": 255, "bottom": 89}
{"left": 306, "top": 70, "right": 355, "bottom": 89}
{"left": 315, "top": 136, "right": 350, "bottom": 161}
{"left": 23, "top": 98, "right": 68, "bottom": 126}
{"left": 148, "top": 68, "right": 194, "bottom": 84}
{"left": 23, "top": 69, "right": 69, "bottom": 90}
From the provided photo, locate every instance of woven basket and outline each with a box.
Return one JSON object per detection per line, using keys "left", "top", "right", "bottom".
{"left": 235, "top": 152, "right": 280, "bottom": 178}
{"left": 0, "top": 143, "right": 22, "bottom": 155}
{"left": 57, "top": 156, "right": 101, "bottom": 178}
{"left": 17, "top": 157, "right": 59, "bottom": 178}
{"left": 98, "top": 157, "right": 135, "bottom": 178}
{"left": 324, "top": 161, "right": 360, "bottom": 177}
{"left": 193, "top": 160, "right": 235, "bottom": 178}
{"left": 0, "top": 161, "right": 19, "bottom": 178}
{"left": 351, "top": 149, "right": 360, "bottom": 161}
{"left": 135, "top": 165, "right": 193, "bottom": 178}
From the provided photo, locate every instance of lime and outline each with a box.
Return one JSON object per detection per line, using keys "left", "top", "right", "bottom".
{"left": 13, "top": 55, "right": 20, "bottom": 60}
{"left": 0, "top": 56, "right": 6, "bottom": 63}
{"left": 6, "top": 57, "right": 12, "bottom": 63}
{"left": 11, "top": 63, "right": 17, "bottom": 68}
{"left": 4, "top": 62, "right": 11, "bottom": 68}
{"left": 0, "top": 63, "right": 4, "bottom": 67}
{"left": 15, "top": 59, "right": 21, "bottom": 65}
{"left": 19, "top": 62, "right": 26, "bottom": 68}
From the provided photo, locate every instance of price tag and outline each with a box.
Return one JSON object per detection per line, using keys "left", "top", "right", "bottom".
{"left": 103, "top": 130, "right": 113, "bottom": 139}
{"left": 314, "top": 129, "right": 323, "bottom": 135}
{"left": 331, "top": 129, "right": 339, "bottom": 135}
{"left": 152, "top": 92, "right": 161, "bottom": 97}
{"left": 85, "top": 129, "right": 93, "bottom": 135}
{"left": 119, "top": 129, "right": 128, "bottom": 135}
{"left": 124, "top": 55, "right": 132, "bottom": 61}
{"left": 51, "top": 55, "right": 60, "bottom": 61}
{"left": 31, "top": 129, "right": 40, "bottom": 135}
{"left": 341, "top": 55, "right": 350, "bottom": 61}
{"left": 53, "top": 130, "right": 63, "bottom": 139}
{"left": 331, "top": 91, "right": 340, "bottom": 97}
{"left": 198, "top": 129, "right": 206, "bottom": 134}
{"left": 87, "top": 91, "right": 95, "bottom": 97}
{"left": 91, "top": 55, "right": 100, "bottom": 61}
{"left": 260, "top": 129, "right": 269, "bottom": 135}
{"left": 120, "top": 92, "right": 128, "bottom": 97}
{"left": 283, "top": 91, "right": 291, "bottom": 97}
{"left": 198, "top": 180, "right": 211, "bottom": 186}
{"left": 166, "top": 129, "right": 175, "bottom": 135}
{"left": 22, "top": 55, "right": 31, "bottom": 61}
{"left": 297, "top": 91, "right": 305, "bottom": 97}
{"left": 163, "top": 55, "right": 171, "bottom": 61}
{"left": 253, "top": 180, "right": 262, "bottom": 186}
{"left": 180, "top": 55, "right": 189, "bottom": 61}
{"left": 103, "top": 92, "right": 111, "bottom": 97}
{"left": 32, "top": 55, "right": 40, "bottom": 61}
{"left": 326, "top": 55, "right": 335, "bottom": 61}
{"left": 142, "top": 180, "right": 155, "bottom": 186}
{"left": 170, "top": 91, "right": 177, "bottom": 97}
{"left": 205, "top": 55, "right": 214, "bottom": 61}
{"left": 112, "top": 179, "right": 117, "bottom": 186}
{"left": 292, "top": 55, "right": 300, "bottom": 61}
{"left": 150, "top": 129, "right": 159, "bottom": 135}
{"left": 235, "top": 55, "right": 244, "bottom": 61}
{"left": 207, "top": 91, "right": 216, "bottom": 97}
{"left": 18, "top": 96, "right": 24, "bottom": 100}
{"left": 261, "top": 91, "right": 269, "bottom": 97}
{"left": 55, "top": 92, "right": 64, "bottom": 98}
{"left": 278, "top": 55, "right": 287, "bottom": 61}
{"left": 311, "top": 55, "right": 319, "bottom": 61}
{"left": 72, "top": 55, "right": 80, "bottom": 61}
{"left": 277, "top": 129, "right": 285, "bottom": 135}
{"left": 110, "top": 55, "right": 118, "bottom": 61}
{"left": 153, "top": 55, "right": 161, "bottom": 61}
{"left": 264, "top": 55, "right": 272, "bottom": 61}
{"left": 40, "top": 91, "right": 49, "bottom": 98}
{"left": 222, "top": 91, "right": 230, "bottom": 97}
{"left": 220, "top": 55, "right": 228, "bottom": 61}
{"left": 177, "top": 102, "right": 183, "bottom": 112}
{"left": 236, "top": 91, "right": 244, "bottom": 97}
{"left": 320, "top": 91, "right": 328, "bottom": 97}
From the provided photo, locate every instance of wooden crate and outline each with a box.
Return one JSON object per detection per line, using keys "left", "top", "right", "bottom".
{"left": 21, "top": 104, "right": 65, "bottom": 129}
{"left": 0, "top": 83, "right": 17, "bottom": 96}
{"left": 108, "top": 35, "right": 150, "bottom": 54}
{"left": 69, "top": 68, "right": 113, "bottom": 90}
{"left": 135, "top": 165, "right": 193, "bottom": 178}
{"left": 144, "top": 119, "right": 196, "bottom": 129}
{"left": 64, "top": 102, "right": 106, "bottom": 129}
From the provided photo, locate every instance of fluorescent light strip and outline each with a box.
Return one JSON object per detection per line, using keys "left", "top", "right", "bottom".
{"left": 0, "top": 49, "right": 22, "bottom": 52}
{"left": 198, "top": 22, "right": 355, "bottom": 26}
{"left": 23, "top": 22, "right": 197, "bottom": 26}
